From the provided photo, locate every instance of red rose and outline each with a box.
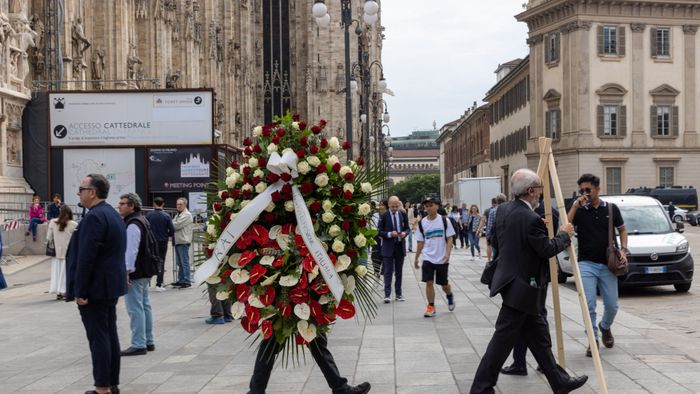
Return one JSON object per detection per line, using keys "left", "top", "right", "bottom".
{"left": 259, "top": 286, "right": 276, "bottom": 306}
{"left": 320, "top": 119, "right": 327, "bottom": 128}
{"left": 320, "top": 138, "right": 328, "bottom": 148}
{"left": 262, "top": 127, "right": 272, "bottom": 137}
{"left": 332, "top": 163, "right": 341, "bottom": 173}
{"left": 341, "top": 220, "right": 351, "bottom": 231}
{"left": 206, "top": 248, "right": 213, "bottom": 257}
{"left": 309, "top": 145, "right": 319, "bottom": 154}
{"left": 342, "top": 141, "right": 351, "bottom": 150}
{"left": 219, "top": 219, "right": 229, "bottom": 230}
{"left": 220, "top": 191, "right": 229, "bottom": 199}
{"left": 342, "top": 205, "right": 353, "bottom": 215}
{"left": 292, "top": 113, "right": 300, "bottom": 121}
{"left": 267, "top": 172, "right": 280, "bottom": 183}
{"left": 235, "top": 283, "right": 251, "bottom": 301}
{"left": 251, "top": 176, "right": 260, "bottom": 186}
{"left": 230, "top": 189, "right": 240, "bottom": 199}
{"left": 300, "top": 182, "right": 314, "bottom": 195}
{"left": 311, "top": 125, "right": 322, "bottom": 134}
{"left": 244, "top": 147, "right": 252, "bottom": 156}
{"left": 272, "top": 136, "right": 280, "bottom": 145}
{"left": 258, "top": 157, "right": 267, "bottom": 168}
{"left": 276, "top": 128, "right": 285, "bottom": 138}
{"left": 242, "top": 189, "right": 252, "bottom": 199}
{"left": 242, "top": 166, "right": 251, "bottom": 176}
{"left": 316, "top": 163, "right": 327, "bottom": 173}
{"left": 230, "top": 160, "right": 238, "bottom": 168}
{"left": 253, "top": 144, "right": 262, "bottom": 153}
{"left": 356, "top": 156, "right": 365, "bottom": 166}
{"left": 278, "top": 301, "right": 292, "bottom": 319}
{"left": 281, "top": 183, "right": 292, "bottom": 194}
{"left": 241, "top": 317, "right": 259, "bottom": 334}
{"left": 330, "top": 187, "right": 341, "bottom": 197}
{"left": 213, "top": 202, "right": 222, "bottom": 212}
{"left": 271, "top": 191, "right": 282, "bottom": 203}
{"left": 358, "top": 218, "right": 367, "bottom": 227}
{"left": 296, "top": 149, "right": 305, "bottom": 159}
{"left": 310, "top": 201, "right": 322, "bottom": 212}
{"left": 335, "top": 299, "right": 356, "bottom": 319}
{"left": 344, "top": 172, "right": 355, "bottom": 182}
{"left": 299, "top": 121, "right": 307, "bottom": 130}
{"left": 346, "top": 249, "right": 357, "bottom": 258}
{"left": 280, "top": 173, "right": 292, "bottom": 182}
{"left": 261, "top": 320, "right": 273, "bottom": 340}
{"left": 264, "top": 212, "right": 275, "bottom": 222}
{"left": 243, "top": 137, "right": 253, "bottom": 146}
{"left": 344, "top": 190, "right": 353, "bottom": 199}
{"left": 300, "top": 136, "right": 308, "bottom": 147}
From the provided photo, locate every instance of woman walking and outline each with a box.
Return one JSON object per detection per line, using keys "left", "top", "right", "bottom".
{"left": 47, "top": 205, "right": 77, "bottom": 300}
{"left": 466, "top": 204, "right": 482, "bottom": 260}
{"left": 448, "top": 206, "right": 461, "bottom": 248}
{"left": 405, "top": 201, "right": 417, "bottom": 253}
{"left": 27, "top": 196, "right": 45, "bottom": 242}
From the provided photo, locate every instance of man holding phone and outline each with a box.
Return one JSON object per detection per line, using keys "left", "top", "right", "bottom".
{"left": 378, "top": 196, "right": 410, "bottom": 303}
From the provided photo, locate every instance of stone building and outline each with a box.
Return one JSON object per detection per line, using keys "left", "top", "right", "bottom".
{"left": 388, "top": 129, "right": 439, "bottom": 186}
{"left": 518, "top": 0, "right": 700, "bottom": 196}
{"left": 0, "top": 0, "right": 384, "bottom": 204}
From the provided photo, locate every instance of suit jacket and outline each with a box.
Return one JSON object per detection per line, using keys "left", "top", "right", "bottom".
{"left": 489, "top": 199, "right": 570, "bottom": 315}
{"left": 65, "top": 201, "right": 128, "bottom": 301}
{"left": 378, "top": 210, "right": 410, "bottom": 257}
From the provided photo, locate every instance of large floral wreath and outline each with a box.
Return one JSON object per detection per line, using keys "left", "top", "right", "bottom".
{"left": 195, "top": 112, "right": 382, "bottom": 353}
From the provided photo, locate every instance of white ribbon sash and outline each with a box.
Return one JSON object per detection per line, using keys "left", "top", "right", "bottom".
{"left": 194, "top": 151, "right": 345, "bottom": 303}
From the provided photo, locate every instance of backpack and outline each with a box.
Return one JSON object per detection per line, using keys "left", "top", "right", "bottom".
{"left": 127, "top": 215, "right": 162, "bottom": 278}
{"left": 418, "top": 216, "right": 450, "bottom": 242}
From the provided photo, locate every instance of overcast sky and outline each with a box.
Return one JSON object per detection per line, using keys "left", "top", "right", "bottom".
{"left": 381, "top": 0, "right": 529, "bottom": 136}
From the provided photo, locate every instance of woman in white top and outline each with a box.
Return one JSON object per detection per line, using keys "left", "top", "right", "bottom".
{"left": 405, "top": 201, "right": 417, "bottom": 253}
{"left": 448, "top": 205, "right": 462, "bottom": 248}
{"left": 47, "top": 205, "right": 77, "bottom": 299}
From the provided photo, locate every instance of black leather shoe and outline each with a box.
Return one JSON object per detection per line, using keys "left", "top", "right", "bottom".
{"left": 585, "top": 341, "right": 599, "bottom": 357}
{"left": 554, "top": 375, "right": 588, "bottom": 394}
{"left": 339, "top": 382, "right": 371, "bottom": 394}
{"left": 146, "top": 344, "right": 155, "bottom": 351}
{"left": 500, "top": 364, "right": 528, "bottom": 376}
{"left": 170, "top": 281, "right": 182, "bottom": 287}
{"left": 599, "top": 323, "right": 614, "bottom": 348}
{"left": 110, "top": 386, "right": 120, "bottom": 394}
{"left": 120, "top": 347, "right": 147, "bottom": 356}
{"left": 179, "top": 283, "right": 192, "bottom": 288}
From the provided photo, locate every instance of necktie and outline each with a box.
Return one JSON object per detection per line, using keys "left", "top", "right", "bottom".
{"left": 392, "top": 213, "right": 399, "bottom": 243}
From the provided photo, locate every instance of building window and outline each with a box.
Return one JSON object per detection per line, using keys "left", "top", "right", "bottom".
{"left": 606, "top": 167, "right": 622, "bottom": 194}
{"left": 597, "top": 104, "right": 626, "bottom": 137}
{"left": 598, "top": 25, "right": 625, "bottom": 56}
{"left": 545, "top": 109, "right": 561, "bottom": 140}
{"left": 545, "top": 32, "right": 560, "bottom": 64}
{"left": 604, "top": 106, "right": 617, "bottom": 136}
{"left": 652, "top": 27, "right": 671, "bottom": 58}
{"left": 656, "top": 105, "right": 671, "bottom": 136}
{"left": 659, "top": 167, "right": 674, "bottom": 187}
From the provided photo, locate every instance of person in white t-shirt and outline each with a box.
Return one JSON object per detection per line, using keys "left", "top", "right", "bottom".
{"left": 414, "top": 197, "right": 455, "bottom": 317}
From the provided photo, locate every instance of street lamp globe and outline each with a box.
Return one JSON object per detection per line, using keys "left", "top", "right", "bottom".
{"left": 350, "top": 79, "right": 358, "bottom": 93}
{"left": 364, "top": 1, "right": 379, "bottom": 15}
{"left": 385, "top": 136, "right": 392, "bottom": 144}
{"left": 378, "top": 77, "right": 388, "bottom": 91}
{"left": 363, "top": 12, "right": 378, "bottom": 25}
{"left": 369, "top": 135, "right": 375, "bottom": 144}
{"left": 388, "top": 146, "right": 394, "bottom": 154}
{"left": 312, "top": 1, "right": 328, "bottom": 18}
{"left": 360, "top": 114, "right": 367, "bottom": 124}
{"left": 382, "top": 111, "right": 390, "bottom": 123}
{"left": 316, "top": 13, "right": 331, "bottom": 27}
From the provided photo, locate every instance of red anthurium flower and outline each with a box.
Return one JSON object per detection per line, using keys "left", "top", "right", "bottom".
{"left": 290, "top": 286, "right": 308, "bottom": 304}
{"left": 309, "top": 145, "right": 319, "bottom": 154}
{"left": 335, "top": 299, "right": 356, "bottom": 319}
{"left": 328, "top": 253, "right": 337, "bottom": 264}
{"left": 310, "top": 300, "right": 324, "bottom": 318}
{"left": 276, "top": 128, "right": 285, "bottom": 138}
{"left": 300, "top": 136, "right": 308, "bottom": 147}
{"left": 260, "top": 286, "right": 276, "bottom": 306}
{"left": 298, "top": 271, "right": 309, "bottom": 289}
{"left": 244, "top": 147, "right": 252, "bottom": 156}
{"left": 300, "top": 182, "right": 314, "bottom": 195}
{"left": 278, "top": 301, "right": 292, "bottom": 319}
{"left": 243, "top": 137, "right": 253, "bottom": 146}
{"left": 235, "top": 233, "right": 252, "bottom": 249}
{"left": 342, "top": 205, "right": 353, "bottom": 215}
{"left": 342, "top": 141, "right": 351, "bottom": 150}
{"left": 343, "top": 190, "right": 353, "bottom": 199}
{"left": 272, "top": 256, "right": 285, "bottom": 267}
{"left": 238, "top": 250, "right": 258, "bottom": 267}
{"left": 311, "top": 280, "right": 330, "bottom": 295}
{"left": 261, "top": 320, "right": 273, "bottom": 340}
{"left": 295, "top": 334, "right": 308, "bottom": 345}
{"left": 315, "top": 313, "right": 332, "bottom": 325}
{"left": 330, "top": 187, "right": 341, "bottom": 197}
{"left": 223, "top": 269, "right": 233, "bottom": 278}
{"left": 341, "top": 220, "right": 351, "bottom": 231}
{"left": 320, "top": 138, "right": 328, "bottom": 148}
{"left": 316, "top": 163, "right": 327, "bottom": 173}
{"left": 236, "top": 283, "right": 251, "bottom": 302}
{"left": 302, "top": 256, "right": 316, "bottom": 273}
{"left": 247, "top": 224, "right": 269, "bottom": 244}
{"left": 241, "top": 317, "right": 259, "bottom": 333}
{"left": 358, "top": 218, "right": 367, "bottom": 228}
{"left": 309, "top": 201, "right": 322, "bottom": 212}
{"left": 292, "top": 113, "right": 300, "bottom": 121}
{"left": 311, "top": 125, "right": 322, "bottom": 134}
{"left": 280, "top": 173, "right": 292, "bottom": 182}
{"left": 267, "top": 172, "right": 280, "bottom": 183}
{"left": 319, "top": 119, "right": 327, "bottom": 128}
{"left": 332, "top": 163, "right": 342, "bottom": 173}
{"left": 281, "top": 223, "right": 295, "bottom": 234}
{"left": 249, "top": 264, "right": 267, "bottom": 285}
{"left": 245, "top": 304, "right": 261, "bottom": 324}
{"left": 253, "top": 144, "right": 262, "bottom": 153}
{"left": 344, "top": 173, "right": 355, "bottom": 182}
{"left": 295, "top": 149, "right": 305, "bottom": 159}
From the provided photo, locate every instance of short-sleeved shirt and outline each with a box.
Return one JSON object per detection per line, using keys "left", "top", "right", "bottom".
{"left": 572, "top": 200, "right": 624, "bottom": 264}
{"left": 416, "top": 216, "right": 456, "bottom": 265}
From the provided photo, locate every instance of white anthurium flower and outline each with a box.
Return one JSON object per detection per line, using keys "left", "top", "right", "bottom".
{"left": 339, "top": 166, "right": 352, "bottom": 177}
{"left": 230, "top": 269, "right": 250, "bottom": 284}
{"left": 261, "top": 272, "right": 280, "bottom": 286}
{"left": 343, "top": 183, "right": 354, "bottom": 193}
{"left": 249, "top": 157, "right": 259, "bottom": 168}
{"left": 264, "top": 201, "right": 275, "bottom": 212}
{"left": 361, "top": 182, "right": 372, "bottom": 193}
{"left": 248, "top": 294, "right": 265, "bottom": 308}
{"left": 327, "top": 155, "right": 339, "bottom": 168}
{"left": 206, "top": 275, "right": 221, "bottom": 285}
{"left": 354, "top": 234, "right": 367, "bottom": 248}
{"left": 277, "top": 234, "right": 290, "bottom": 250}
{"left": 315, "top": 173, "right": 329, "bottom": 187}
{"left": 227, "top": 253, "right": 242, "bottom": 267}
{"left": 355, "top": 265, "right": 368, "bottom": 277}
{"left": 307, "top": 156, "right": 321, "bottom": 167}
{"left": 225, "top": 197, "right": 235, "bottom": 208}
{"left": 328, "top": 225, "right": 342, "bottom": 237}
{"left": 322, "top": 211, "right": 336, "bottom": 224}
{"left": 269, "top": 225, "right": 282, "bottom": 240}
{"left": 231, "top": 301, "right": 246, "bottom": 319}
{"left": 259, "top": 255, "right": 275, "bottom": 266}
{"left": 206, "top": 224, "right": 217, "bottom": 236}
{"left": 297, "top": 161, "right": 311, "bottom": 175}
{"left": 216, "top": 291, "right": 230, "bottom": 301}
{"left": 344, "top": 275, "right": 356, "bottom": 295}
{"left": 279, "top": 273, "right": 299, "bottom": 287}
{"left": 254, "top": 169, "right": 265, "bottom": 178}
{"left": 267, "top": 143, "right": 278, "bottom": 153}
{"left": 253, "top": 126, "right": 263, "bottom": 136}
{"left": 240, "top": 200, "right": 251, "bottom": 209}
{"left": 328, "top": 137, "right": 340, "bottom": 151}
{"left": 255, "top": 182, "right": 268, "bottom": 194}
{"left": 336, "top": 254, "right": 351, "bottom": 272}
{"left": 225, "top": 167, "right": 234, "bottom": 177}
{"left": 284, "top": 200, "right": 295, "bottom": 212}
{"left": 297, "top": 320, "right": 318, "bottom": 343}
{"left": 294, "top": 303, "right": 311, "bottom": 320}
{"left": 319, "top": 294, "right": 334, "bottom": 305}
{"left": 308, "top": 266, "right": 319, "bottom": 281}
{"left": 332, "top": 239, "right": 345, "bottom": 253}
{"left": 358, "top": 203, "right": 371, "bottom": 216}
{"left": 322, "top": 200, "right": 333, "bottom": 212}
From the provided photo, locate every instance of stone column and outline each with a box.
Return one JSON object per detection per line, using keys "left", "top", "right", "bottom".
{"left": 630, "top": 22, "right": 647, "bottom": 148}
{"left": 683, "top": 25, "right": 698, "bottom": 147}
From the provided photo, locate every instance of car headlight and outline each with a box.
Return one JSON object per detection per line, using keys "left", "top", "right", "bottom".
{"left": 676, "top": 241, "right": 689, "bottom": 253}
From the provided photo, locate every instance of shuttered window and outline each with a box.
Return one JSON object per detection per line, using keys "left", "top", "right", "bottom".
{"left": 597, "top": 105, "right": 627, "bottom": 137}
{"left": 598, "top": 25, "right": 625, "bottom": 56}
{"left": 545, "top": 109, "right": 561, "bottom": 140}
{"left": 651, "top": 27, "right": 671, "bottom": 58}
{"left": 545, "top": 32, "right": 560, "bottom": 64}
{"left": 606, "top": 167, "right": 622, "bottom": 195}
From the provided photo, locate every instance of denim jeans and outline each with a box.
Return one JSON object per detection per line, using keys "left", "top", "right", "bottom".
{"left": 175, "top": 243, "right": 191, "bottom": 284}
{"left": 579, "top": 260, "right": 619, "bottom": 340}
{"left": 124, "top": 277, "right": 154, "bottom": 349}
{"left": 468, "top": 231, "right": 481, "bottom": 257}
{"left": 29, "top": 217, "right": 43, "bottom": 236}
{"left": 406, "top": 230, "right": 413, "bottom": 252}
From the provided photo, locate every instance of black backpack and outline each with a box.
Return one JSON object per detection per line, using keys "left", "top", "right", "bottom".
{"left": 127, "top": 215, "right": 162, "bottom": 278}
{"left": 418, "top": 216, "right": 450, "bottom": 242}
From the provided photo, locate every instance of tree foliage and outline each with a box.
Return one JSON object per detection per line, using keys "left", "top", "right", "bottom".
{"left": 387, "top": 173, "right": 440, "bottom": 204}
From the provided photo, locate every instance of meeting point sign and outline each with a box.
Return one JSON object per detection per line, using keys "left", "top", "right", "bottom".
{"left": 49, "top": 90, "right": 213, "bottom": 147}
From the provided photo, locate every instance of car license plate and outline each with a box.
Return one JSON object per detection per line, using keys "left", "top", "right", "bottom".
{"left": 644, "top": 266, "right": 667, "bottom": 274}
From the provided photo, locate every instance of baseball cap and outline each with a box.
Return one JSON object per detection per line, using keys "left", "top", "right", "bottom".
{"left": 422, "top": 196, "right": 441, "bottom": 205}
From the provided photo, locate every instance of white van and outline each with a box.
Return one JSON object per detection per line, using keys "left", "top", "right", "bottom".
{"left": 558, "top": 195, "right": 694, "bottom": 292}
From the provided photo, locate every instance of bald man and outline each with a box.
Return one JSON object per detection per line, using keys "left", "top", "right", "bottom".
{"left": 377, "top": 196, "right": 410, "bottom": 303}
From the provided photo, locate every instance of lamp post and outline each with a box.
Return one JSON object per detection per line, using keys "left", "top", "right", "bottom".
{"left": 313, "top": 0, "right": 380, "bottom": 163}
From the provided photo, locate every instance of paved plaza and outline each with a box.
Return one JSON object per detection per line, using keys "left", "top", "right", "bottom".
{"left": 2, "top": 245, "right": 700, "bottom": 394}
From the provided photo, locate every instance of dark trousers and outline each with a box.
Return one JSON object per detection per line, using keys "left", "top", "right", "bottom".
{"left": 371, "top": 247, "right": 383, "bottom": 278}
{"left": 207, "top": 284, "right": 232, "bottom": 318}
{"left": 459, "top": 227, "right": 469, "bottom": 248}
{"left": 383, "top": 248, "right": 405, "bottom": 298}
{"left": 79, "top": 298, "right": 121, "bottom": 388}
{"left": 511, "top": 283, "right": 549, "bottom": 368}
{"left": 470, "top": 304, "right": 569, "bottom": 394}
{"left": 249, "top": 334, "right": 349, "bottom": 394}
{"left": 155, "top": 240, "right": 168, "bottom": 286}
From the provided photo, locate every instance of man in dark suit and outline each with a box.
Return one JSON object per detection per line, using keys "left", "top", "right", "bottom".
{"left": 378, "top": 195, "right": 410, "bottom": 303}
{"left": 471, "top": 169, "right": 588, "bottom": 394}
{"left": 66, "top": 174, "right": 127, "bottom": 394}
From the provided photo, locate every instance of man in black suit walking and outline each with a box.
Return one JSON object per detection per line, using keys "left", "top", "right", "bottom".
{"left": 471, "top": 169, "right": 588, "bottom": 394}
{"left": 378, "top": 195, "right": 410, "bottom": 303}
{"left": 66, "top": 174, "right": 128, "bottom": 394}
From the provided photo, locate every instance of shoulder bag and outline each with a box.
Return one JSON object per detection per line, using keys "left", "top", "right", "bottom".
{"left": 607, "top": 204, "right": 628, "bottom": 276}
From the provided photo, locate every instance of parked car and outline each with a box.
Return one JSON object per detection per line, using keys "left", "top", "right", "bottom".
{"left": 626, "top": 186, "right": 698, "bottom": 211}
{"left": 663, "top": 205, "right": 687, "bottom": 223}
{"left": 558, "top": 195, "right": 693, "bottom": 292}
{"left": 686, "top": 211, "right": 700, "bottom": 226}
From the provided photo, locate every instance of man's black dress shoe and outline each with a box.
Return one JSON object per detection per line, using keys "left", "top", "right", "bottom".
{"left": 110, "top": 386, "right": 120, "bottom": 394}
{"left": 147, "top": 344, "right": 155, "bottom": 351}
{"left": 120, "top": 347, "right": 147, "bottom": 356}
{"left": 554, "top": 375, "right": 588, "bottom": 394}
{"left": 340, "top": 381, "right": 371, "bottom": 394}
{"left": 500, "top": 364, "right": 527, "bottom": 376}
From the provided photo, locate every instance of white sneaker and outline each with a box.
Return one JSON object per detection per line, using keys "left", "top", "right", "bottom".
{"left": 155, "top": 286, "right": 167, "bottom": 292}
{"left": 383, "top": 297, "right": 391, "bottom": 304}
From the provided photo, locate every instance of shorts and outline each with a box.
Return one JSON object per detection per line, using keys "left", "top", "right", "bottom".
{"left": 422, "top": 261, "right": 449, "bottom": 286}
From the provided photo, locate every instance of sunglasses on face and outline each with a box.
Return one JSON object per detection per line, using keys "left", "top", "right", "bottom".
{"left": 579, "top": 187, "right": 592, "bottom": 194}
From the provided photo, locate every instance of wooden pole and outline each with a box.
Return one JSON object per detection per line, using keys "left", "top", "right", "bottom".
{"left": 546, "top": 148, "right": 608, "bottom": 394}
{"left": 535, "top": 138, "right": 566, "bottom": 368}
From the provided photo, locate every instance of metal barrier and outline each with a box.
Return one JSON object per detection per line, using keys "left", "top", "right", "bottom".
{"left": 1, "top": 218, "right": 27, "bottom": 265}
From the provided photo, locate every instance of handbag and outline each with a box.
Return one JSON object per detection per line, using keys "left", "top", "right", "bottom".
{"left": 46, "top": 239, "right": 56, "bottom": 257}
{"left": 606, "top": 204, "right": 628, "bottom": 276}
{"left": 480, "top": 256, "right": 498, "bottom": 287}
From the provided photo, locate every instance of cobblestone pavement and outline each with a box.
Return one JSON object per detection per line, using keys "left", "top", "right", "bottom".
{"left": 1, "top": 242, "right": 700, "bottom": 393}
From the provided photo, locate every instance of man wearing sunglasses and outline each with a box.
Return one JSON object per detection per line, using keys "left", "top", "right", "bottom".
{"left": 567, "top": 173, "right": 628, "bottom": 357}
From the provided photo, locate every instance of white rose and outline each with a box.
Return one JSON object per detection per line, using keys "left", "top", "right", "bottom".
{"left": 339, "top": 166, "right": 352, "bottom": 177}
{"left": 297, "top": 161, "right": 311, "bottom": 175}
{"left": 328, "top": 225, "right": 342, "bottom": 237}
{"left": 253, "top": 125, "right": 263, "bottom": 137}
{"left": 336, "top": 255, "right": 351, "bottom": 272}
{"left": 315, "top": 173, "right": 329, "bottom": 187}
{"left": 285, "top": 200, "right": 295, "bottom": 212}
{"left": 267, "top": 142, "right": 278, "bottom": 153}
{"left": 292, "top": 121, "right": 300, "bottom": 130}
{"left": 230, "top": 269, "right": 250, "bottom": 284}
{"left": 355, "top": 265, "right": 368, "bottom": 277}
{"left": 242, "top": 184, "right": 253, "bottom": 192}
{"left": 225, "top": 174, "right": 238, "bottom": 188}
{"left": 361, "top": 182, "right": 372, "bottom": 194}
{"left": 354, "top": 234, "right": 367, "bottom": 248}
{"left": 282, "top": 148, "right": 295, "bottom": 155}
{"left": 322, "top": 200, "right": 333, "bottom": 212}
{"left": 225, "top": 167, "right": 234, "bottom": 176}
{"left": 264, "top": 201, "right": 275, "bottom": 212}
{"left": 240, "top": 200, "right": 251, "bottom": 209}
{"left": 322, "top": 211, "right": 336, "bottom": 224}
{"left": 206, "top": 224, "right": 216, "bottom": 236}
{"left": 343, "top": 183, "right": 354, "bottom": 193}
{"left": 255, "top": 182, "right": 268, "bottom": 194}
{"left": 358, "top": 203, "right": 371, "bottom": 216}
{"left": 254, "top": 169, "right": 264, "bottom": 178}
{"left": 216, "top": 291, "right": 230, "bottom": 301}
{"left": 329, "top": 137, "right": 340, "bottom": 151}
{"left": 225, "top": 197, "right": 235, "bottom": 208}
{"left": 332, "top": 239, "right": 345, "bottom": 253}
{"left": 307, "top": 156, "right": 321, "bottom": 167}
{"left": 249, "top": 157, "right": 259, "bottom": 168}
{"left": 327, "top": 155, "right": 339, "bottom": 168}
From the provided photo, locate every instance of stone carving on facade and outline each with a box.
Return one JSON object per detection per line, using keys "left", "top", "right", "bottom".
{"left": 29, "top": 14, "right": 44, "bottom": 75}
{"left": 184, "top": 0, "right": 194, "bottom": 41}
{"left": 172, "top": 17, "right": 181, "bottom": 41}
{"left": 136, "top": 0, "right": 148, "bottom": 19}
{"left": 630, "top": 23, "right": 646, "bottom": 33}
{"left": 208, "top": 21, "right": 216, "bottom": 60}
{"left": 10, "top": 14, "right": 37, "bottom": 83}
{"left": 216, "top": 101, "right": 225, "bottom": 127}
{"left": 164, "top": 0, "right": 176, "bottom": 24}
{"left": 235, "top": 112, "right": 242, "bottom": 125}
{"left": 5, "top": 101, "right": 23, "bottom": 130}
{"left": 127, "top": 44, "right": 142, "bottom": 86}
{"left": 317, "top": 65, "right": 328, "bottom": 92}
{"left": 226, "top": 39, "right": 239, "bottom": 75}
{"left": 683, "top": 25, "right": 698, "bottom": 35}
{"left": 154, "top": 0, "right": 164, "bottom": 20}
{"left": 334, "top": 63, "right": 344, "bottom": 93}
{"left": 165, "top": 70, "right": 181, "bottom": 88}
{"left": 526, "top": 34, "right": 543, "bottom": 47}
{"left": 7, "top": 130, "right": 20, "bottom": 165}
{"left": 305, "top": 64, "right": 313, "bottom": 94}
{"left": 193, "top": 1, "right": 202, "bottom": 44}
{"left": 0, "top": 11, "right": 16, "bottom": 83}
{"left": 91, "top": 47, "right": 105, "bottom": 89}
{"left": 216, "top": 27, "right": 223, "bottom": 63}
{"left": 71, "top": 18, "right": 90, "bottom": 73}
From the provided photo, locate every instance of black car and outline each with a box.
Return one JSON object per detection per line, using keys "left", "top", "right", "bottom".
{"left": 687, "top": 211, "right": 700, "bottom": 226}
